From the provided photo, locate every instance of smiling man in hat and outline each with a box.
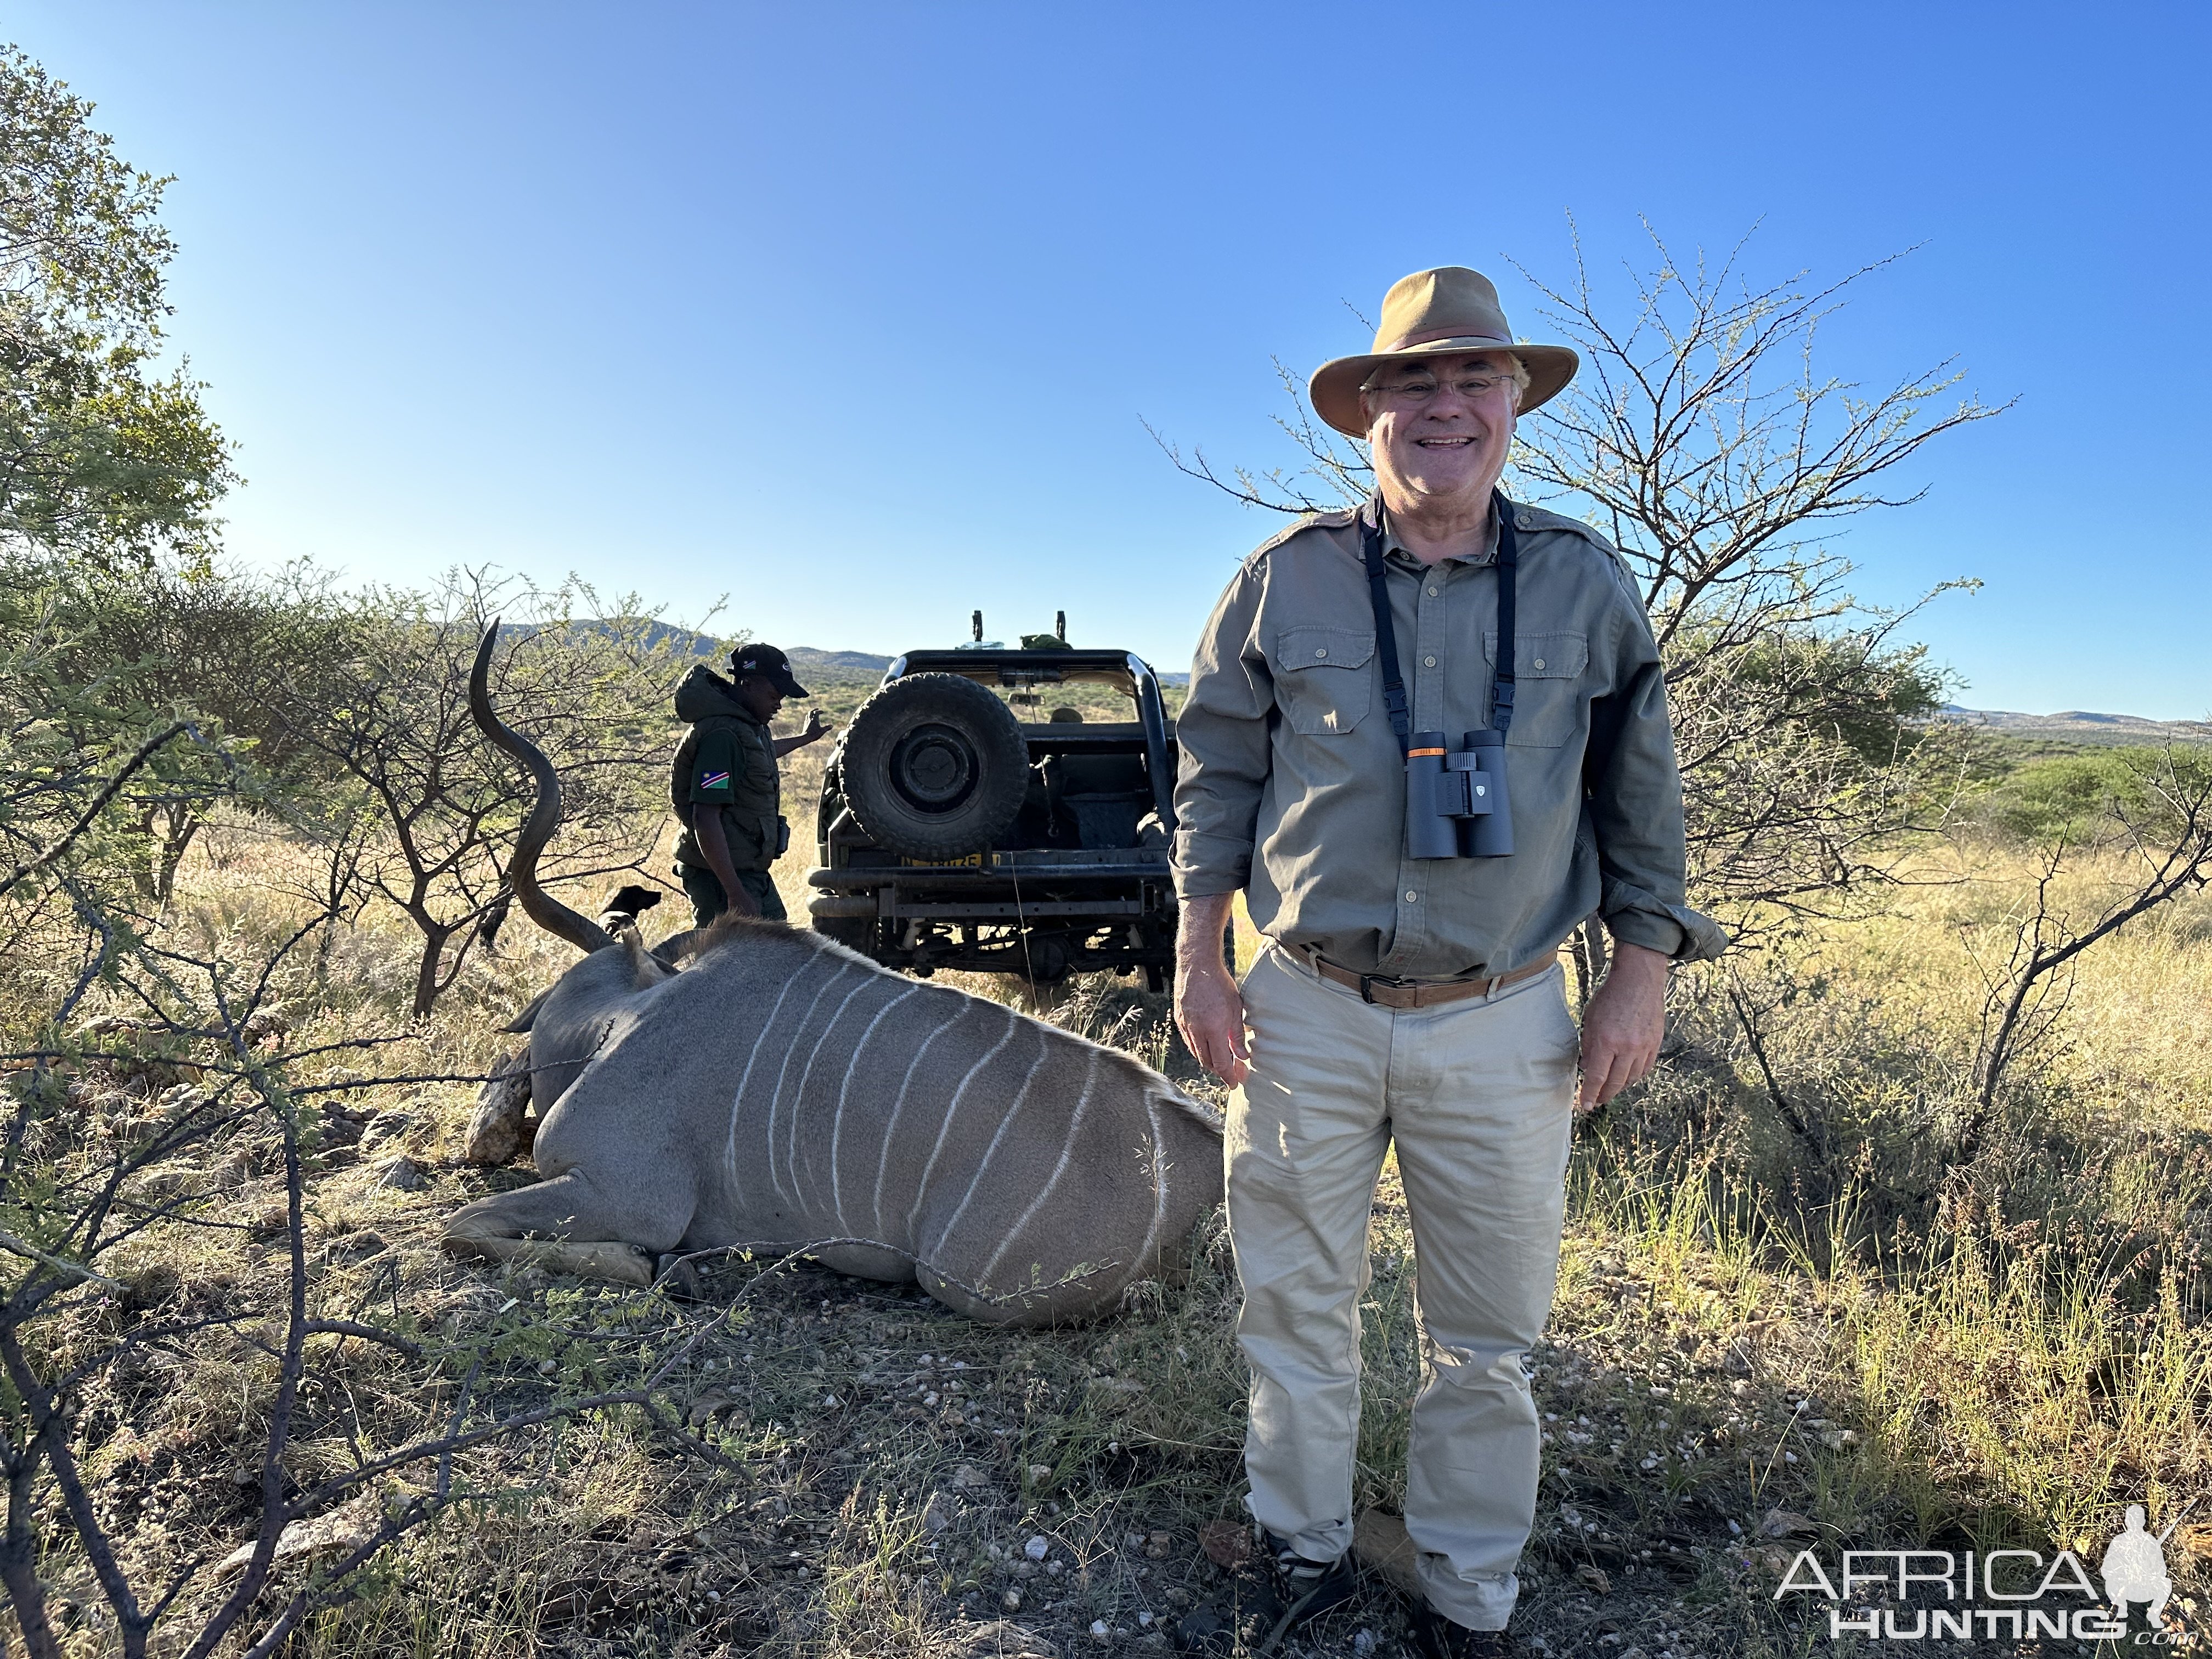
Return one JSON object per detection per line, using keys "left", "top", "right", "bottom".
{"left": 1172, "top": 268, "right": 1724, "bottom": 1655}
{"left": 669, "top": 642, "right": 829, "bottom": 926}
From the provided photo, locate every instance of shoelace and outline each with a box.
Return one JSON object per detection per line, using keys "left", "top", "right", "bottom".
{"left": 1256, "top": 1548, "right": 1350, "bottom": 1657}
{"left": 1274, "top": 1550, "right": 1334, "bottom": 1583}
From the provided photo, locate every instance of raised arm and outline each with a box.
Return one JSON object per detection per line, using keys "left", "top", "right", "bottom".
{"left": 772, "top": 708, "right": 830, "bottom": 757}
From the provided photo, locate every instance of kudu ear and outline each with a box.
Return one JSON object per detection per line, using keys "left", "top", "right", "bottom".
{"left": 468, "top": 619, "right": 617, "bottom": 956}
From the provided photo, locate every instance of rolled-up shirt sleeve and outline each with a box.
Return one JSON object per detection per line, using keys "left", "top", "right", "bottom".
{"left": 1582, "top": 598, "right": 1728, "bottom": 963}
{"left": 1172, "top": 561, "right": 1274, "bottom": 898}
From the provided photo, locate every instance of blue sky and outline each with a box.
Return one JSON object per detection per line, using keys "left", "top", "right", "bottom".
{"left": 11, "top": 2, "right": 2209, "bottom": 717}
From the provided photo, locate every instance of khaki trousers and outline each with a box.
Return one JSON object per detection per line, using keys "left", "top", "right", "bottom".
{"left": 1227, "top": 940, "right": 1578, "bottom": 1631}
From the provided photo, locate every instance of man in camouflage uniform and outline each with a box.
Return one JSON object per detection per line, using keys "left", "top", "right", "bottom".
{"left": 670, "top": 644, "right": 828, "bottom": 925}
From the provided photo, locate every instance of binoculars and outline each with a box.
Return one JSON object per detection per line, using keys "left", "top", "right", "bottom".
{"left": 1405, "top": 729, "right": 1513, "bottom": 859}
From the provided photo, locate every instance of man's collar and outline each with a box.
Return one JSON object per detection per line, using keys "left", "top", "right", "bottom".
{"left": 1365, "top": 493, "right": 1502, "bottom": 568}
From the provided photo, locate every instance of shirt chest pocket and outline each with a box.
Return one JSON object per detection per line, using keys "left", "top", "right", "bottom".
{"left": 1482, "top": 630, "right": 1589, "bottom": 748}
{"left": 1272, "top": 625, "right": 1374, "bottom": 736}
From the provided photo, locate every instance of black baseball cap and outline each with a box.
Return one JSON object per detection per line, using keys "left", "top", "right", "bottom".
{"left": 730, "top": 643, "right": 809, "bottom": 698}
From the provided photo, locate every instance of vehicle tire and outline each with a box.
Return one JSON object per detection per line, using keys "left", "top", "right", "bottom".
{"left": 840, "top": 673, "right": 1029, "bottom": 861}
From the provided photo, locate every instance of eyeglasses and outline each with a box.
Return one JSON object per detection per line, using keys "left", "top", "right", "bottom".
{"left": 1367, "top": 370, "right": 1517, "bottom": 408}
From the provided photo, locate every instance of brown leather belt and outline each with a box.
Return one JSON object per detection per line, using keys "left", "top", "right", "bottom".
{"left": 1305, "top": 950, "right": 1556, "bottom": 1009}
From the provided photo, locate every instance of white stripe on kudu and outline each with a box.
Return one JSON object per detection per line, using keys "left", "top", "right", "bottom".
{"left": 1130, "top": 1090, "right": 1171, "bottom": 1284}
{"left": 975, "top": 1046, "right": 1101, "bottom": 1285}
{"left": 904, "top": 1005, "right": 1021, "bottom": 1238}
{"left": 872, "top": 1005, "right": 967, "bottom": 1239}
{"left": 724, "top": 963, "right": 806, "bottom": 1209}
{"left": 928, "top": 1028, "right": 1053, "bottom": 1262}
{"left": 785, "top": 975, "right": 876, "bottom": 1208}
{"left": 827, "top": 983, "right": 926, "bottom": 1232}
{"left": 764, "top": 962, "right": 853, "bottom": 1209}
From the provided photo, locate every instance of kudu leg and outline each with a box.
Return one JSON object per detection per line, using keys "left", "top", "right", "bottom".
{"left": 462, "top": 1047, "right": 533, "bottom": 1166}
{"left": 442, "top": 1170, "right": 686, "bottom": 1290}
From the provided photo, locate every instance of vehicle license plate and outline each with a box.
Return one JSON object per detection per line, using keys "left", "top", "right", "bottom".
{"left": 902, "top": 853, "right": 985, "bottom": 867}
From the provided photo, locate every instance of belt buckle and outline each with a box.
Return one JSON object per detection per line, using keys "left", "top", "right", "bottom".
{"left": 1356, "top": 972, "right": 1415, "bottom": 1006}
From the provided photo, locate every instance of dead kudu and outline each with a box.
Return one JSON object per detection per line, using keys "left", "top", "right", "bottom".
{"left": 444, "top": 624, "right": 1223, "bottom": 1324}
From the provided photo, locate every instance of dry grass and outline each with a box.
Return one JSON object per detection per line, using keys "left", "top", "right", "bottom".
{"left": 15, "top": 795, "right": 2212, "bottom": 1656}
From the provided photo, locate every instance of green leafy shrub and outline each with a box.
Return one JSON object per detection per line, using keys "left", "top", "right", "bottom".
{"left": 1979, "top": 746, "right": 2212, "bottom": 843}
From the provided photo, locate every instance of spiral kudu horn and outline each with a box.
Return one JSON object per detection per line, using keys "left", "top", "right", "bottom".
{"left": 468, "top": 619, "right": 616, "bottom": 955}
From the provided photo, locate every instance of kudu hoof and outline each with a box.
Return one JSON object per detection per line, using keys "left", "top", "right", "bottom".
{"left": 655, "top": 1253, "right": 708, "bottom": 1301}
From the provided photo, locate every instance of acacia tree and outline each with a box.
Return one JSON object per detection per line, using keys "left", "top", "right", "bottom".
{"left": 0, "top": 556, "right": 361, "bottom": 902}
{"left": 269, "top": 573, "right": 706, "bottom": 1017}
{"left": 0, "top": 44, "right": 233, "bottom": 571}
{"left": 1959, "top": 749, "right": 2212, "bottom": 1160}
{"left": 0, "top": 40, "right": 247, "bottom": 916}
{"left": 0, "top": 726, "right": 752, "bottom": 1659}
{"left": 1158, "top": 222, "right": 2007, "bottom": 936}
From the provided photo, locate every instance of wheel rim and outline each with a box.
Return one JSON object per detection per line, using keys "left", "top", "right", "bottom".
{"left": 889, "top": 721, "right": 980, "bottom": 815}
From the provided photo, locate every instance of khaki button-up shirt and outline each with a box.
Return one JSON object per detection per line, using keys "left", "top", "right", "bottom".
{"left": 1172, "top": 495, "right": 1725, "bottom": 979}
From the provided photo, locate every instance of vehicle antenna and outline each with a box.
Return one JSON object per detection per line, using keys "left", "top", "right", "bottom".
{"left": 972, "top": 610, "right": 983, "bottom": 643}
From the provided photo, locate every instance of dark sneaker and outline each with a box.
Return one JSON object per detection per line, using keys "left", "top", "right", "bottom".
{"left": 1408, "top": 1600, "right": 1525, "bottom": 1658}
{"left": 1253, "top": 1531, "right": 1358, "bottom": 1652}
{"left": 1171, "top": 1602, "right": 1231, "bottom": 1653}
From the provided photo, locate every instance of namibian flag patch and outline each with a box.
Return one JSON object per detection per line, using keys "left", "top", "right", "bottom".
{"left": 698, "top": 770, "right": 731, "bottom": 791}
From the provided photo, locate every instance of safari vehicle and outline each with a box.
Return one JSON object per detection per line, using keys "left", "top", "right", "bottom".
{"left": 806, "top": 616, "right": 1187, "bottom": 990}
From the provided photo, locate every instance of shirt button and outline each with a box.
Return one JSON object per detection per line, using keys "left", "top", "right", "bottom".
{"left": 1314, "top": 647, "right": 1328, "bottom": 658}
{"left": 1533, "top": 658, "right": 1545, "bottom": 670}
{"left": 1423, "top": 655, "right": 1436, "bottom": 667}
{"left": 1405, "top": 890, "right": 1418, "bottom": 904}
{"left": 1427, "top": 585, "right": 1439, "bottom": 597}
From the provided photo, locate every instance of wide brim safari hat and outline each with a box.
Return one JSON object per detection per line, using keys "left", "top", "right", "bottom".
{"left": 1310, "top": 266, "right": 1578, "bottom": 439}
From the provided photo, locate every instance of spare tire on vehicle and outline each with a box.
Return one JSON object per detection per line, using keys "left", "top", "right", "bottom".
{"left": 839, "top": 673, "right": 1029, "bottom": 861}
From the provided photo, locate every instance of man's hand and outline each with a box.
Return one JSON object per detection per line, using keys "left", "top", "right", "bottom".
{"left": 1577, "top": 940, "right": 1668, "bottom": 1110}
{"left": 774, "top": 709, "right": 831, "bottom": 756}
{"left": 1173, "top": 892, "right": 1250, "bottom": 1087}
{"left": 692, "top": 805, "right": 760, "bottom": 918}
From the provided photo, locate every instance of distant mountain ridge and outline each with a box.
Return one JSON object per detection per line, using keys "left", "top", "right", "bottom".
{"left": 785, "top": 647, "right": 894, "bottom": 676}
{"left": 1938, "top": 704, "right": 2212, "bottom": 746}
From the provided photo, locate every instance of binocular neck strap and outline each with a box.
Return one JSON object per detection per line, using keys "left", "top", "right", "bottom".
{"left": 1360, "top": 490, "right": 1519, "bottom": 757}
{"left": 1360, "top": 510, "right": 1413, "bottom": 753}
{"left": 1493, "top": 494, "right": 1517, "bottom": 736}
